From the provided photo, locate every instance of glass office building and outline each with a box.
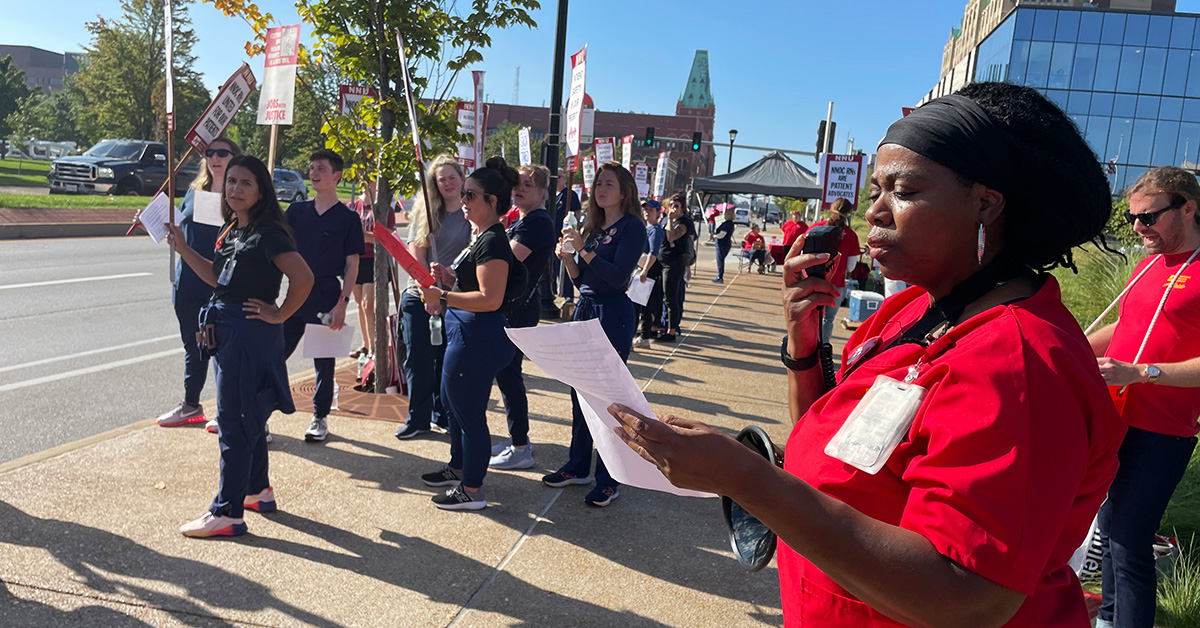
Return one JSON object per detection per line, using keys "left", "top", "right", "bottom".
{"left": 968, "top": 7, "right": 1200, "bottom": 192}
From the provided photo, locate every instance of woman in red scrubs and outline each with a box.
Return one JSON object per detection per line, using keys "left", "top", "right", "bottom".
{"left": 609, "top": 82, "right": 1127, "bottom": 628}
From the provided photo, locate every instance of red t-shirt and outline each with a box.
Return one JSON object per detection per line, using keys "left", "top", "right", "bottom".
{"left": 781, "top": 219, "right": 809, "bottom": 247}
{"left": 778, "top": 277, "right": 1125, "bottom": 627}
{"left": 743, "top": 231, "right": 765, "bottom": 251}
{"left": 1105, "top": 251, "right": 1200, "bottom": 437}
{"left": 811, "top": 220, "right": 861, "bottom": 289}
{"left": 351, "top": 199, "right": 395, "bottom": 259}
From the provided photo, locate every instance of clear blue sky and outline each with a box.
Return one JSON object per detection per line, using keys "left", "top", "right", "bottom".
{"left": 6, "top": 1, "right": 1200, "bottom": 173}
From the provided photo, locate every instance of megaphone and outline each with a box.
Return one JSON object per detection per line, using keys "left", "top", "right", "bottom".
{"left": 722, "top": 425, "right": 785, "bottom": 572}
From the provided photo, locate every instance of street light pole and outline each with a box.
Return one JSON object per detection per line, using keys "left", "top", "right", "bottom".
{"left": 727, "top": 128, "right": 738, "bottom": 174}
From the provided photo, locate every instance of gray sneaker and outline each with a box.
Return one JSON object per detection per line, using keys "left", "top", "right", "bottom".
{"left": 304, "top": 415, "right": 328, "bottom": 442}
{"left": 489, "top": 445, "right": 535, "bottom": 470}
{"left": 157, "top": 402, "right": 205, "bottom": 427}
{"left": 490, "top": 439, "right": 533, "bottom": 456}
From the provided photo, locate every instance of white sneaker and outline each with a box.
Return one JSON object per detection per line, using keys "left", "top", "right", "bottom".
{"left": 632, "top": 337, "right": 649, "bottom": 348}
{"left": 490, "top": 439, "right": 534, "bottom": 456}
{"left": 489, "top": 444, "right": 535, "bottom": 470}
{"left": 204, "top": 418, "right": 218, "bottom": 433}
{"left": 304, "top": 415, "right": 328, "bottom": 442}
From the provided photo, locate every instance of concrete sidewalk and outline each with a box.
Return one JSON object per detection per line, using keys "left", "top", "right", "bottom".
{"left": 0, "top": 251, "right": 849, "bottom": 627}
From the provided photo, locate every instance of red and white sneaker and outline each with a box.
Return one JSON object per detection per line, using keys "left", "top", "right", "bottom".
{"left": 157, "top": 402, "right": 205, "bottom": 427}
{"left": 243, "top": 487, "right": 277, "bottom": 513}
{"left": 204, "top": 418, "right": 218, "bottom": 433}
{"left": 179, "top": 512, "right": 246, "bottom": 538}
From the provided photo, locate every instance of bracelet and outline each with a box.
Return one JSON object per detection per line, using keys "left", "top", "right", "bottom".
{"left": 780, "top": 335, "right": 819, "bottom": 371}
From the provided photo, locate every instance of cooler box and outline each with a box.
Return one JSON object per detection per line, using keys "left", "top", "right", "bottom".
{"left": 847, "top": 290, "right": 884, "bottom": 323}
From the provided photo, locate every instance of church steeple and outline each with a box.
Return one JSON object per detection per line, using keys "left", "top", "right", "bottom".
{"left": 679, "top": 50, "right": 713, "bottom": 109}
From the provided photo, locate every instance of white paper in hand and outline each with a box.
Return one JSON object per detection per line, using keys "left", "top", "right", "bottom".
{"left": 138, "top": 193, "right": 181, "bottom": 243}
{"left": 627, "top": 275, "right": 655, "bottom": 306}
{"left": 302, "top": 324, "right": 356, "bottom": 359}
{"left": 192, "top": 190, "right": 224, "bottom": 227}
{"left": 505, "top": 320, "right": 715, "bottom": 498}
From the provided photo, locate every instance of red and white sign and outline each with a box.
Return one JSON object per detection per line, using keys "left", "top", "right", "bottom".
{"left": 374, "top": 224, "right": 434, "bottom": 288}
{"left": 653, "top": 151, "right": 669, "bottom": 199}
{"left": 472, "top": 71, "right": 485, "bottom": 169}
{"left": 581, "top": 156, "right": 597, "bottom": 194}
{"left": 164, "top": 2, "right": 174, "bottom": 131}
{"left": 338, "top": 84, "right": 377, "bottom": 116}
{"left": 634, "top": 162, "right": 649, "bottom": 198}
{"left": 518, "top": 127, "right": 532, "bottom": 166}
{"left": 594, "top": 137, "right": 615, "bottom": 165}
{"left": 901, "top": 106, "right": 916, "bottom": 117}
{"left": 621, "top": 135, "right": 634, "bottom": 171}
{"left": 257, "top": 24, "right": 301, "bottom": 125}
{"left": 186, "top": 63, "right": 256, "bottom": 153}
{"left": 455, "top": 101, "right": 488, "bottom": 170}
{"left": 564, "top": 45, "right": 587, "bottom": 158}
{"left": 818, "top": 153, "right": 867, "bottom": 209}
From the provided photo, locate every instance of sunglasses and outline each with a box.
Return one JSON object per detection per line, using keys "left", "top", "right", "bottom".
{"left": 462, "top": 188, "right": 491, "bottom": 202}
{"left": 205, "top": 148, "right": 233, "bottom": 158}
{"left": 1123, "top": 196, "right": 1185, "bottom": 227}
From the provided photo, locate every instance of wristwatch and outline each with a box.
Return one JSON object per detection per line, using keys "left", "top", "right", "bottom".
{"left": 439, "top": 289, "right": 448, "bottom": 310}
{"left": 342, "top": 295, "right": 350, "bottom": 303}
{"left": 1145, "top": 364, "right": 1161, "bottom": 384}
{"left": 780, "top": 335, "right": 819, "bottom": 371}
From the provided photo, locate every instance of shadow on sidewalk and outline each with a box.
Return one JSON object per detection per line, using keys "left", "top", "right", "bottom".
{"left": 0, "top": 500, "right": 343, "bottom": 627}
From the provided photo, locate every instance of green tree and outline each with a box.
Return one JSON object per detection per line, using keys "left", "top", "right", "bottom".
{"left": 6, "top": 86, "right": 87, "bottom": 147}
{"left": 0, "top": 55, "right": 34, "bottom": 139}
{"left": 72, "top": 0, "right": 207, "bottom": 153}
{"left": 484, "top": 121, "right": 546, "bottom": 168}
{"left": 225, "top": 61, "right": 341, "bottom": 171}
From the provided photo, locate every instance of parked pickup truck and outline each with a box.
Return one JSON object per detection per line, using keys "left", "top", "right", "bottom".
{"left": 48, "top": 139, "right": 196, "bottom": 196}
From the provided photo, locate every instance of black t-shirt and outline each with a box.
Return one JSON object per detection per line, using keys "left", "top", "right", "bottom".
{"left": 211, "top": 221, "right": 296, "bottom": 305}
{"left": 507, "top": 208, "right": 556, "bottom": 303}
{"left": 452, "top": 223, "right": 513, "bottom": 301}
{"left": 715, "top": 219, "right": 736, "bottom": 245}
{"left": 659, "top": 213, "right": 696, "bottom": 263}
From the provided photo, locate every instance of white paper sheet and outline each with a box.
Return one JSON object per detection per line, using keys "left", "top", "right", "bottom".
{"left": 302, "top": 323, "right": 356, "bottom": 359}
{"left": 627, "top": 276, "right": 655, "bottom": 307}
{"left": 192, "top": 190, "right": 224, "bottom": 227}
{"left": 505, "top": 320, "right": 715, "bottom": 498}
{"left": 138, "top": 193, "right": 182, "bottom": 244}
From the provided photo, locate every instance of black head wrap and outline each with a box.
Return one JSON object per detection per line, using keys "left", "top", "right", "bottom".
{"left": 879, "top": 94, "right": 1016, "bottom": 197}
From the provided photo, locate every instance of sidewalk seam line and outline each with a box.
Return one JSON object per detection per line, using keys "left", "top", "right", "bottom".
{"left": 445, "top": 487, "right": 565, "bottom": 628}
{"left": 1, "top": 578, "right": 279, "bottom": 627}
{"left": 639, "top": 274, "right": 738, "bottom": 392}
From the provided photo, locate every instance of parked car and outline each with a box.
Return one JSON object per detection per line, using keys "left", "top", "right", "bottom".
{"left": 47, "top": 139, "right": 196, "bottom": 196}
{"left": 765, "top": 208, "right": 782, "bottom": 224}
{"left": 274, "top": 167, "right": 308, "bottom": 203}
{"left": 733, "top": 207, "right": 751, "bottom": 225}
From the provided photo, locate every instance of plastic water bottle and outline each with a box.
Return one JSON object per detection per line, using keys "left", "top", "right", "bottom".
{"left": 429, "top": 314, "right": 444, "bottom": 346}
{"left": 562, "top": 211, "right": 579, "bottom": 254}
{"left": 331, "top": 381, "right": 339, "bottom": 410}
{"left": 317, "top": 312, "right": 333, "bottom": 325}
{"left": 357, "top": 352, "right": 368, "bottom": 381}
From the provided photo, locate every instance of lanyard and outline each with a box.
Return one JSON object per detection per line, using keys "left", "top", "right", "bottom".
{"left": 214, "top": 220, "right": 239, "bottom": 251}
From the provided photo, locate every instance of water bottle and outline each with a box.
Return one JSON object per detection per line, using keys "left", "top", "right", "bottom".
{"left": 317, "top": 312, "right": 333, "bottom": 325}
{"left": 429, "top": 314, "right": 444, "bottom": 346}
{"left": 562, "top": 211, "right": 579, "bottom": 254}
{"left": 331, "top": 381, "right": 339, "bottom": 410}
{"left": 356, "top": 352, "right": 368, "bottom": 381}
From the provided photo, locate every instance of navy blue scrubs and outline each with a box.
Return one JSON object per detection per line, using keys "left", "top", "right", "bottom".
{"left": 173, "top": 190, "right": 218, "bottom": 406}
{"left": 558, "top": 213, "right": 643, "bottom": 490}
{"left": 282, "top": 200, "right": 364, "bottom": 417}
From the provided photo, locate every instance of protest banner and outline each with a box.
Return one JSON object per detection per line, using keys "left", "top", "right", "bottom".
{"left": 634, "top": 162, "right": 650, "bottom": 198}
{"left": 257, "top": 24, "right": 300, "bottom": 173}
{"left": 581, "top": 156, "right": 597, "bottom": 194}
{"left": 473, "top": 71, "right": 486, "bottom": 169}
{"left": 565, "top": 45, "right": 587, "bottom": 159}
{"left": 518, "top": 127, "right": 532, "bottom": 166}
{"left": 653, "top": 151, "right": 669, "bottom": 199}
{"left": 186, "top": 63, "right": 256, "bottom": 153}
{"left": 621, "top": 135, "right": 634, "bottom": 171}
{"left": 374, "top": 225, "right": 434, "bottom": 288}
{"left": 594, "top": 137, "right": 614, "bottom": 165}
{"left": 818, "top": 153, "right": 867, "bottom": 209}
{"left": 455, "top": 102, "right": 479, "bottom": 169}
{"left": 338, "top": 84, "right": 378, "bottom": 118}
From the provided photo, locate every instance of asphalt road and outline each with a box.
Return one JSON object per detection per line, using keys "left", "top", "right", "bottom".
{"left": 0, "top": 236, "right": 361, "bottom": 464}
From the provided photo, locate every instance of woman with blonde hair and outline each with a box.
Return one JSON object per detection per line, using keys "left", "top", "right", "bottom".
{"left": 394, "top": 155, "right": 473, "bottom": 440}
{"left": 157, "top": 137, "right": 241, "bottom": 431}
{"left": 542, "top": 162, "right": 645, "bottom": 507}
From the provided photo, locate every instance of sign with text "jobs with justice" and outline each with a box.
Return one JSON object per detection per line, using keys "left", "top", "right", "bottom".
{"left": 257, "top": 24, "right": 301, "bottom": 125}
{"left": 818, "top": 153, "right": 866, "bottom": 209}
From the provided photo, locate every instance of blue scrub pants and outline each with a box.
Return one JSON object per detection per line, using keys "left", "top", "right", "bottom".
{"left": 715, "top": 239, "right": 732, "bottom": 281}
{"left": 174, "top": 292, "right": 210, "bottom": 406}
{"left": 210, "top": 303, "right": 294, "bottom": 518}
{"left": 442, "top": 308, "right": 514, "bottom": 488}
{"left": 1097, "top": 426, "right": 1197, "bottom": 628}
{"left": 400, "top": 291, "right": 448, "bottom": 430}
{"left": 495, "top": 295, "right": 540, "bottom": 447}
{"left": 282, "top": 317, "right": 335, "bottom": 417}
{"left": 560, "top": 294, "right": 635, "bottom": 490}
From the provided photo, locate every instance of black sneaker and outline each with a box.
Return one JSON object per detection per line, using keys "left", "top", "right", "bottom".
{"left": 432, "top": 485, "right": 487, "bottom": 511}
{"left": 654, "top": 333, "right": 677, "bottom": 343}
{"left": 395, "top": 424, "right": 428, "bottom": 440}
{"left": 541, "top": 470, "right": 590, "bottom": 488}
{"left": 584, "top": 485, "right": 619, "bottom": 507}
{"left": 421, "top": 465, "right": 462, "bottom": 487}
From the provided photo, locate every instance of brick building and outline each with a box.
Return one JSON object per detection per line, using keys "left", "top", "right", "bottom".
{"left": 0, "top": 45, "right": 83, "bottom": 94}
{"left": 481, "top": 50, "right": 717, "bottom": 194}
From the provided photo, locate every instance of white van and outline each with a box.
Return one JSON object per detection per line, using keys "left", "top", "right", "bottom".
{"left": 734, "top": 208, "right": 751, "bottom": 225}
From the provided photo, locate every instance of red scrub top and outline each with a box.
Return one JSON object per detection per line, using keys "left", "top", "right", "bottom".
{"left": 778, "top": 276, "right": 1125, "bottom": 627}
{"left": 782, "top": 219, "right": 809, "bottom": 247}
{"left": 1105, "top": 251, "right": 1200, "bottom": 437}
{"left": 811, "top": 220, "right": 861, "bottom": 289}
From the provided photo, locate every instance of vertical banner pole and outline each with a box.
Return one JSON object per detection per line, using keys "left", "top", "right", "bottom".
{"left": 164, "top": 0, "right": 176, "bottom": 282}
{"left": 267, "top": 125, "right": 279, "bottom": 176}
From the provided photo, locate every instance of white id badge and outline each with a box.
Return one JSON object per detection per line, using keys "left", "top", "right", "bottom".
{"left": 825, "top": 375, "right": 927, "bottom": 474}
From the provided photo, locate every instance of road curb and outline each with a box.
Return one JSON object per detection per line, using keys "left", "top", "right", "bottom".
{"left": 0, "top": 223, "right": 141, "bottom": 239}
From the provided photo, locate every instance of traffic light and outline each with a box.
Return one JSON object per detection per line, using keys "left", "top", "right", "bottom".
{"left": 644, "top": 127, "right": 655, "bottom": 147}
{"left": 691, "top": 131, "right": 702, "bottom": 151}
{"left": 816, "top": 120, "right": 837, "bottom": 158}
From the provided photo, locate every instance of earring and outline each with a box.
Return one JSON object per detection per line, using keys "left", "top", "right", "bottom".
{"left": 977, "top": 223, "right": 986, "bottom": 265}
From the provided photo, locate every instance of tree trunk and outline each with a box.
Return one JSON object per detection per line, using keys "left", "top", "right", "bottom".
{"left": 371, "top": 0, "right": 395, "bottom": 392}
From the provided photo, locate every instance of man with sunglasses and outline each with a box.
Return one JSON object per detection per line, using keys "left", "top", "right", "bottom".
{"left": 282, "top": 149, "right": 364, "bottom": 443}
{"left": 1087, "top": 166, "right": 1200, "bottom": 628}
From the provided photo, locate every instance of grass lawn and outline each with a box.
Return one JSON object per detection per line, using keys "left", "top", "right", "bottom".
{"left": 0, "top": 158, "right": 51, "bottom": 187}
{"left": 0, "top": 193, "right": 150, "bottom": 210}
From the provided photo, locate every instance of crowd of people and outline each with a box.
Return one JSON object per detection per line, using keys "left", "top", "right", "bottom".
{"left": 151, "top": 79, "right": 1200, "bottom": 628}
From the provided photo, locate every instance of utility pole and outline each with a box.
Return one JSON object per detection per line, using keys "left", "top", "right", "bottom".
{"left": 540, "top": 0, "right": 569, "bottom": 317}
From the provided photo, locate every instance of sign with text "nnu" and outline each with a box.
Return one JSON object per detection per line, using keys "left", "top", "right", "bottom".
{"left": 818, "top": 153, "right": 866, "bottom": 209}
